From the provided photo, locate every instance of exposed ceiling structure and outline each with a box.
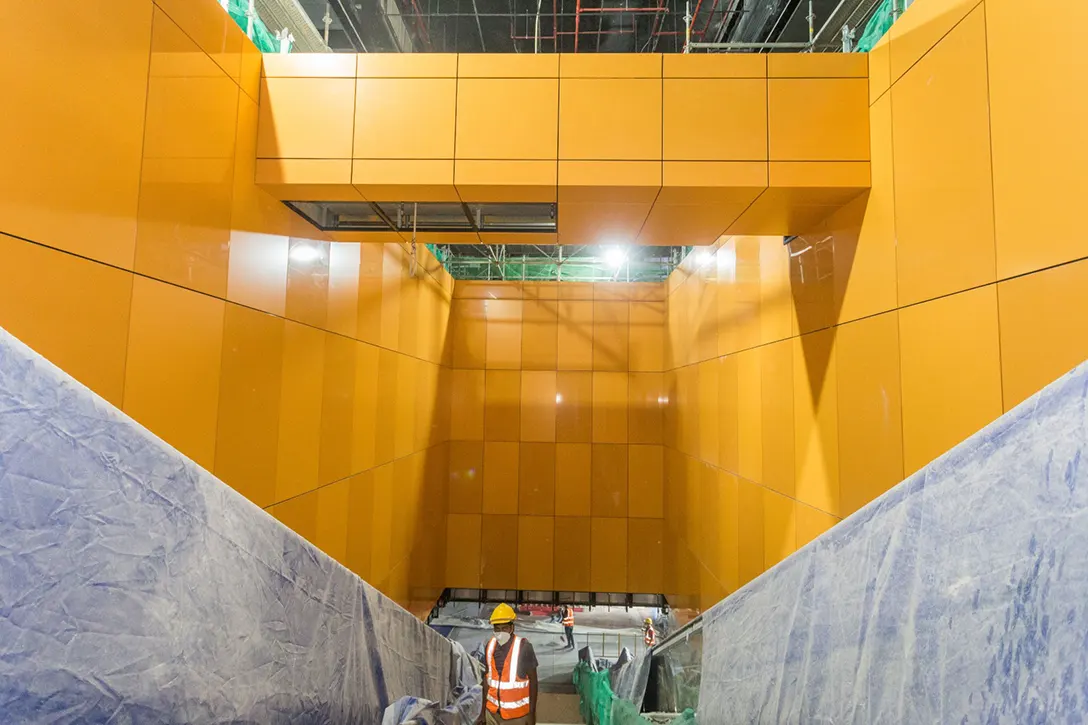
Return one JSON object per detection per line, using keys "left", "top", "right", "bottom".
{"left": 430, "top": 244, "right": 687, "bottom": 282}
{"left": 248, "top": 0, "right": 887, "bottom": 280}
{"left": 257, "top": 0, "right": 887, "bottom": 54}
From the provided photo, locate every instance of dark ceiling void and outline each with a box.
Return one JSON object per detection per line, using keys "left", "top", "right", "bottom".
{"left": 292, "top": 0, "right": 885, "bottom": 54}
{"left": 285, "top": 200, "right": 558, "bottom": 233}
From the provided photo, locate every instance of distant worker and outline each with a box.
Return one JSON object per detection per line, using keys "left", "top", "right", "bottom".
{"left": 560, "top": 604, "right": 576, "bottom": 651}
{"left": 643, "top": 618, "right": 657, "bottom": 648}
{"left": 478, "top": 603, "right": 538, "bottom": 725}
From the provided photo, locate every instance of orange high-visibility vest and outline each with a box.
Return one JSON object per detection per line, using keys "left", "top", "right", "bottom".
{"left": 561, "top": 607, "right": 574, "bottom": 627}
{"left": 485, "top": 636, "right": 531, "bottom": 720}
{"left": 644, "top": 626, "right": 657, "bottom": 647}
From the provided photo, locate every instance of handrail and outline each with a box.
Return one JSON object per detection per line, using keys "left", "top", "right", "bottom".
{"left": 651, "top": 614, "right": 703, "bottom": 656}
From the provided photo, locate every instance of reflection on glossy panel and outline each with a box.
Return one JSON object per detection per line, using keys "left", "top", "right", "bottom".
{"left": 275, "top": 321, "right": 325, "bottom": 502}
{"left": 519, "top": 443, "right": 556, "bottom": 516}
{"left": 481, "top": 514, "right": 519, "bottom": 589}
{"left": 998, "top": 259, "right": 1088, "bottom": 411}
{"left": 836, "top": 311, "right": 904, "bottom": 516}
{"left": 592, "top": 444, "right": 629, "bottom": 518}
{"left": 891, "top": 8, "right": 995, "bottom": 306}
{"left": 628, "top": 518, "right": 664, "bottom": 594}
{"left": 793, "top": 330, "right": 839, "bottom": 516}
{"left": 214, "top": 304, "right": 284, "bottom": 508}
{"left": 124, "top": 277, "right": 224, "bottom": 471}
{"left": 591, "top": 517, "right": 628, "bottom": 593}
{"left": 555, "top": 516, "right": 592, "bottom": 591}
{"left": 628, "top": 445, "right": 663, "bottom": 518}
{"left": 518, "top": 516, "right": 555, "bottom": 590}
{"left": 899, "top": 286, "right": 1002, "bottom": 475}
{"left": 0, "top": 0, "right": 151, "bottom": 268}
{"left": 0, "top": 235, "right": 133, "bottom": 407}
{"left": 483, "top": 442, "right": 519, "bottom": 515}
{"left": 555, "top": 443, "right": 592, "bottom": 516}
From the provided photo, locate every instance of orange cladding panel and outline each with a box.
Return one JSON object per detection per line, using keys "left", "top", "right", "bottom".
{"left": 0, "top": 0, "right": 151, "bottom": 267}
{"left": 987, "top": 0, "right": 1088, "bottom": 277}
{"left": 835, "top": 311, "right": 905, "bottom": 516}
{"left": 627, "top": 518, "right": 664, "bottom": 593}
{"left": 0, "top": 235, "right": 133, "bottom": 407}
{"left": 483, "top": 442, "right": 520, "bottom": 515}
{"left": 591, "top": 517, "right": 628, "bottom": 592}
{"left": 554, "top": 516, "right": 592, "bottom": 590}
{"left": 768, "top": 53, "right": 867, "bottom": 78}
{"left": 456, "top": 78, "right": 559, "bottom": 160}
{"left": 628, "top": 445, "right": 663, "bottom": 518}
{"left": 888, "top": 0, "right": 980, "bottom": 83}
{"left": 768, "top": 78, "right": 870, "bottom": 161}
{"left": 998, "top": 259, "right": 1088, "bottom": 410}
{"left": 899, "top": 286, "right": 1002, "bottom": 475}
{"left": 214, "top": 305, "right": 285, "bottom": 508}
{"left": 891, "top": 7, "right": 995, "bottom": 306}
{"left": 592, "top": 444, "right": 628, "bottom": 518}
{"left": 354, "top": 78, "right": 457, "bottom": 159}
{"left": 521, "top": 371, "right": 558, "bottom": 442}
{"left": 446, "top": 514, "right": 482, "bottom": 587}
{"left": 123, "top": 277, "right": 225, "bottom": 471}
{"left": 518, "top": 516, "right": 555, "bottom": 590}
{"left": 663, "top": 79, "right": 768, "bottom": 161}
{"left": 484, "top": 370, "right": 521, "bottom": 442}
{"left": 555, "top": 443, "right": 592, "bottom": 516}
{"left": 480, "top": 514, "right": 518, "bottom": 589}
{"left": 519, "top": 443, "right": 557, "bottom": 516}
{"left": 275, "top": 321, "right": 325, "bottom": 501}
{"left": 257, "top": 78, "right": 356, "bottom": 159}
{"left": 559, "top": 80, "right": 662, "bottom": 160}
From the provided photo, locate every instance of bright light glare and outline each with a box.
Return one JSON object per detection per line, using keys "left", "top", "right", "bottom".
{"left": 695, "top": 249, "right": 713, "bottom": 265}
{"left": 603, "top": 246, "right": 628, "bottom": 267}
{"left": 555, "top": 393, "right": 564, "bottom": 404}
{"left": 289, "top": 244, "right": 322, "bottom": 264}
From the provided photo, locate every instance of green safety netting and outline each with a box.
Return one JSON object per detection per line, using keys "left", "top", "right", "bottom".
{"left": 573, "top": 662, "right": 698, "bottom": 725}
{"left": 223, "top": 0, "right": 286, "bottom": 53}
{"left": 856, "top": 0, "right": 894, "bottom": 52}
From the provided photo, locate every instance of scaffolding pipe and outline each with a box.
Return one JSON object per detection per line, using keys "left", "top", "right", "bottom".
{"left": 471, "top": 0, "right": 487, "bottom": 50}
{"left": 807, "top": 0, "right": 814, "bottom": 47}
{"left": 687, "top": 40, "right": 811, "bottom": 48}
{"left": 534, "top": 0, "right": 543, "bottom": 50}
{"left": 574, "top": 0, "right": 582, "bottom": 51}
{"left": 812, "top": 0, "right": 851, "bottom": 48}
{"left": 683, "top": 0, "right": 692, "bottom": 51}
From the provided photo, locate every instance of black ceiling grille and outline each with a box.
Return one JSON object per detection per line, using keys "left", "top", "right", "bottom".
{"left": 285, "top": 200, "right": 557, "bottom": 234}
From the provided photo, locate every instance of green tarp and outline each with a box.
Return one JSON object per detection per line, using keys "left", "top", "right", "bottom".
{"left": 857, "top": 0, "right": 894, "bottom": 52}
{"left": 223, "top": 0, "right": 285, "bottom": 53}
{"left": 572, "top": 662, "right": 697, "bottom": 725}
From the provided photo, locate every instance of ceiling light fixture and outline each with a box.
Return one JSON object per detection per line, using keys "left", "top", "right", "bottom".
{"left": 603, "top": 246, "right": 628, "bottom": 268}
{"left": 289, "top": 244, "right": 323, "bottom": 264}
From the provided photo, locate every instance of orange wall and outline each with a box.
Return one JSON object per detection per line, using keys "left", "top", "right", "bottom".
{"left": 661, "top": 0, "right": 1088, "bottom": 611}
{"left": 444, "top": 280, "right": 667, "bottom": 594}
{"left": 0, "top": 0, "right": 454, "bottom": 616}
{"left": 256, "top": 52, "right": 870, "bottom": 245}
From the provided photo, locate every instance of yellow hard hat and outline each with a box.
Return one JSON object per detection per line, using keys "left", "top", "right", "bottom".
{"left": 644, "top": 618, "right": 653, "bottom": 625}
{"left": 490, "top": 603, "right": 517, "bottom": 625}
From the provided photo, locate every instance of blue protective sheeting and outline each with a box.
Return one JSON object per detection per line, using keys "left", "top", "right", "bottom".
{"left": 0, "top": 327, "right": 454, "bottom": 724}
{"left": 699, "top": 361, "right": 1088, "bottom": 723}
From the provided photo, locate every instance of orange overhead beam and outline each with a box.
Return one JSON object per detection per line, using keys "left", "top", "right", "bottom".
{"left": 257, "top": 53, "right": 870, "bottom": 244}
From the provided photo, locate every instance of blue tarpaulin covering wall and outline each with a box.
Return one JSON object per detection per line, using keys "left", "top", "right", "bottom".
{"left": 0, "top": 326, "right": 454, "bottom": 723}
{"left": 698, "top": 359, "right": 1088, "bottom": 722}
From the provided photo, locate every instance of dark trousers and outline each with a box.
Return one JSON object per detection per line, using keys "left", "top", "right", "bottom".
{"left": 564, "top": 625, "right": 575, "bottom": 649}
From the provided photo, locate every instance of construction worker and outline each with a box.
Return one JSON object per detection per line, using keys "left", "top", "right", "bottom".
{"left": 643, "top": 617, "right": 657, "bottom": 648}
{"left": 560, "top": 604, "right": 575, "bottom": 651}
{"left": 477, "top": 603, "right": 538, "bottom": 725}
